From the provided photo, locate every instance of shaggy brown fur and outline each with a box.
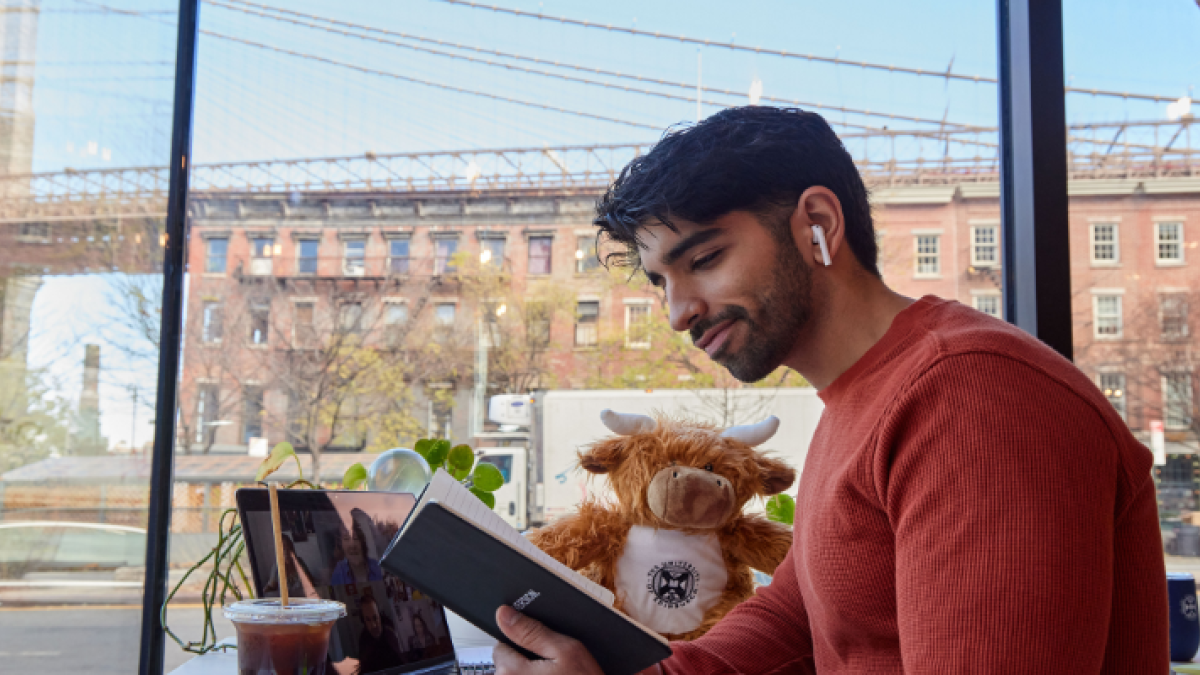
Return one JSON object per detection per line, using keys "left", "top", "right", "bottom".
{"left": 528, "top": 414, "right": 795, "bottom": 641}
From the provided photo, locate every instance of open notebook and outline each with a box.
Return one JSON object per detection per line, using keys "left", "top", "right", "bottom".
{"left": 381, "top": 470, "right": 671, "bottom": 675}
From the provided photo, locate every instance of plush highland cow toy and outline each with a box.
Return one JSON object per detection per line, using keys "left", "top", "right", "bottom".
{"left": 528, "top": 410, "right": 795, "bottom": 641}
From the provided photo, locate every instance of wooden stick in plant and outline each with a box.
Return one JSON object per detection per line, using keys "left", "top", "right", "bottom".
{"left": 268, "top": 482, "right": 289, "bottom": 608}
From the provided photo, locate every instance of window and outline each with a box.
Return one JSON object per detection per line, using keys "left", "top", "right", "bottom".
{"left": 384, "top": 301, "right": 408, "bottom": 346}
{"left": 481, "top": 237, "right": 506, "bottom": 269}
{"left": 1163, "top": 373, "right": 1194, "bottom": 431}
{"left": 206, "top": 237, "right": 228, "bottom": 274}
{"left": 194, "top": 384, "right": 220, "bottom": 445}
{"left": 343, "top": 239, "right": 366, "bottom": 276}
{"left": 250, "top": 237, "right": 274, "bottom": 276}
{"left": 914, "top": 235, "right": 940, "bottom": 277}
{"left": 297, "top": 239, "right": 319, "bottom": 275}
{"left": 481, "top": 302, "right": 503, "bottom": 348}
{"left": 973, "top": 294, "right": 1001, "bottom": 318}
{"left": 527, "top": 302, "right": 551, "bottom": 347}
{"left": 389, "top": 239, "right": 410, "bottom": 274}
{"left": 242, "top": 387, "right": 264, "bottom": 444}
{"left": 18, "top": 222, "right": 50, "bottom": 243}
{"left": 576, "top": 300, "right": 599, "bottom": 347}
{"left": 529, "top": 236, "right": 553, "bottom": 275}
{"left": 1090, "top": 223, "right": 1118, "bottom": 263}
{"left": 1156, "top": 222, "right": 1184, "bottom": 264}
{"left": 339, "top": 302, "right": 363, "bottom": 334}
{"left": 434, "top": 238, "right": 458, "bottom": 275}
{"left": 249, "top": 301, "right": 269, "bottom": 345}
{"left": 286, "top": 391, "right": 306, "bottom": 447}
{"left": 625, "top": 301, "right": 652, "bottom": 349}
{"left": 970, "top": 225, "right": 998, "bottom": 267}
{"left": 1099, "top": 373, "right": 1127, "bottom": 422}
{"left": 294, "top": 301, "right": 315, "bottom": 345}
{"left": 430, "top": 395, "right": 454, "bottom": 440}
{"left": 202, "top": 301, "right": 224, "bottom": 343}
{"left": 434, "top": 302, "right": 457, "bottom": 342}
{"left": 1093, "top": 294, "right": 1123, "bottom": 338}
{"left": 576, "top": 236, "right": 599, "bottom": 273}
{"left": 1161, "top": 294, "right": 1190, "bottom": 340}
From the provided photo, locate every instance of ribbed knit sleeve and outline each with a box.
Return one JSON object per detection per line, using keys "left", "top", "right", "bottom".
{"left": 874, "top": 352, "right": 1168, "bottom": 674}
{"left": 661, "top": 546, "right": 815, "bottom": 675}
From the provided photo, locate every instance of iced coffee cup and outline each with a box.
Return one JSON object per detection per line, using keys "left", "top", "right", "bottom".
{"left": 224, "top": 598, "right": 346, "bottom": 675}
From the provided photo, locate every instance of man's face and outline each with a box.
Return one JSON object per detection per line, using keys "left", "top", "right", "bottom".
{"left": 640, "top": 211, "right": 814, "bottom": 383}
{"left": 362, "top": 601, "right": 382, "bottom": 638}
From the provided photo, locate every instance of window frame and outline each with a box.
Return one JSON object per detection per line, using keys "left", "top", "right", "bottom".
{"left": 528, "top": 235, "right": 554, "bottom": 276}
{"left": 913, "top": 233, "right": 941, "bottom": 278}
{"left": 1162, "top": 372, "right": 1195, "bottom": 431}
{"left": 1092, "top": 292, "right": 1124, "bottom": 340}
{"left": 205, "top": 236, "right": 228, "bottom": 274}
{"left": 575, "top": 299, "right": 600, "bottom": 348}
{"left": 624, "top": 299, "right": 654, "bottom": 349}
{"left": 969, "top": 223, "right": 999, "bottom": 268}
{"left": 296, "top": 238, "right": 319, "bottom": 276}
{"left": 434, "top": 236, "right": 459, "bottom": 275}
{"left": 1089, "top": 222, "right": 1120, "bottom": 265}
{"left": 972, "top": 292, "right": 1002, "bottom": 318}
{"left": 1155, "top": 221, "right": 1185, "bottom": 265}
{"left": 388, "top": 238, "right": 411, "bottom": 275}
{"left": 1098, "top": 371, "right": 1127, "bottom": 422}
{"left": 201, "top": 300, "right": 224, "bottom": 344}
{"left": 342, "top": 238, "right": 367, "bottom": 277}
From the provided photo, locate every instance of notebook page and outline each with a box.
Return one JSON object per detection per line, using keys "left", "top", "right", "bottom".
{"left": 430, "top": 471, "right": 615, "bottom": 607}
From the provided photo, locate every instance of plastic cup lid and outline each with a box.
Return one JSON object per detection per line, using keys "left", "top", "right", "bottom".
{"left": 224, "top": 598, "right": 346, "bottom": 624}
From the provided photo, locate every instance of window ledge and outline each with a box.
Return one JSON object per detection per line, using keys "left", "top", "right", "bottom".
{"left": 1089, "top": 261, "right": 1121, "bottom": 268}
{"left": 202, "top": 272, "right": 227, "bottom": 278}
{"left": 1155, "top": 260, "right": 1187, "bottom": 268}
{"left": 913, "top": 274, "right": 943, "bottom": 281}
{"left": 1093, "top": 335, "right": 1124, "bottom": 341}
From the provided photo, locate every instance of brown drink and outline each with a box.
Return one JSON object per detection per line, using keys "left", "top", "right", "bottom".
{"left": 225, "top": 598, "right": 346, "bottom": 675}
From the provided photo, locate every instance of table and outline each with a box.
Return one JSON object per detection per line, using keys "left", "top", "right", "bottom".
{"left": 168, "top": 610, "right": 497, "bottom": 674}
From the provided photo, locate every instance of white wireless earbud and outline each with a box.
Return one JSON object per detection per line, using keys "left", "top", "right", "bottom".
{"left": 812, "top": 225, "right": 832, "bottom": 266}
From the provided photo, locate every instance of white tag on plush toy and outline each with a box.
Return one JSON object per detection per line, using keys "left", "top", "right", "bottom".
{"left": 615, "top": 525, "right": 729, "bottom": 635}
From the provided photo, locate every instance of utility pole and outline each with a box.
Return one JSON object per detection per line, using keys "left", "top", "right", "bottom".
{"left": 696, "top": 50, "right": 703, "bottom": 123}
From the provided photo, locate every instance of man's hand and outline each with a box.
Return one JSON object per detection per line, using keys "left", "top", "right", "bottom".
{"left": 492, "top": 605, "right": 605, "bottom": 675}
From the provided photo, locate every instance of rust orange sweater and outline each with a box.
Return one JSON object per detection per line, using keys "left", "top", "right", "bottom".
{"left": 661, "top": 296, "right": 1168, "bottom": 674}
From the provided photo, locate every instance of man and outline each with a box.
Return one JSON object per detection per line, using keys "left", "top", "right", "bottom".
{"left": 492, "top": 107, "right": 1169, "bottom": 673}
{"left": 356, "top": 595, "right": 404, "bottom": 674}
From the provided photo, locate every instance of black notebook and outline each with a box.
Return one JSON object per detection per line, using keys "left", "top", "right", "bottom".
{"left": 380, "top": 470, "right": 672, "bottom": 675}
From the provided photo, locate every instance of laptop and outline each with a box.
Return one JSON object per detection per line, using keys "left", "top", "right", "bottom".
{"left": 237, "top": 488, "right": 495, "bottom": 675}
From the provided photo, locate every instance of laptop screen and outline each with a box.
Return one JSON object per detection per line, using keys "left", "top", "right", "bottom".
{"left": 237, "top": 488, "right": 458, "bottom": 675}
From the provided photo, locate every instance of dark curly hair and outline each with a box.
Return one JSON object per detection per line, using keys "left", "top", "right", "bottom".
{"left": 593, "top": 106, "right": 878, "bottom": 277}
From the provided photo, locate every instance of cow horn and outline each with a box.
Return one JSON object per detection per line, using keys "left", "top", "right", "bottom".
{"left": 721, "top": 416, "right": 780, "bottom": 446}
{"left": 600, "top": 409, "right": 656, "bottom": 436}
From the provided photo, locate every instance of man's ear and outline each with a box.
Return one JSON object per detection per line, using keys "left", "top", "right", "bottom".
{"left": 756, "top": 455, "right": 796, "bottom": 496}
{"left": 578, "top": 437, "right": 627, "bottom": 474}
{"left": 791, "top": 186, "right": 845, "bottom": 268}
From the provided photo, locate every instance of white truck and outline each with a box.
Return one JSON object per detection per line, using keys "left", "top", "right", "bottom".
{"left": 476, "top": 388, "right": 825, "bottom": 530}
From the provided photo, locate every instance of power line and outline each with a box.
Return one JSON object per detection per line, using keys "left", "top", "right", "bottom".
{"left": 432, "top": 0, "right": 1183, "bottom": 104}
{"left": 200, "top": 30, "right": 664, "bottom": 131}
{"left": 216, "top": 0, "right": 985, "bottom": 131}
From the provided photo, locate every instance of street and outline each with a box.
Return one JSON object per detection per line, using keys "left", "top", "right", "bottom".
{"left": 0, "top": 604, "right": 234, "bottom": 674}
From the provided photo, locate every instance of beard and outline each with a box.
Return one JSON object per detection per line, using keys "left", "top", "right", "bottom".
{"left": 689, "top": 237, "right": 814, "bottom": 383}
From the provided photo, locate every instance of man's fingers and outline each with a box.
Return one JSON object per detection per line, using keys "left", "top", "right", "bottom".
{"left": 492, "top": 643, "right": 530, "bottom": 674}
{"left": 495, "top": 605, "right": 570, "bottom": 659}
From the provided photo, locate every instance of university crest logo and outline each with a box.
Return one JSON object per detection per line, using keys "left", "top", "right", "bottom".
{"left": 647, "top": 560, "right": 699, "bottom": 609}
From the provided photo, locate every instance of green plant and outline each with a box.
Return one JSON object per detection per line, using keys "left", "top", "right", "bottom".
{"left": 765, "top": 493, "right": 795, "bottom": 526}
{"left": 341, "top": 438, "right": 506, "bottom": 509}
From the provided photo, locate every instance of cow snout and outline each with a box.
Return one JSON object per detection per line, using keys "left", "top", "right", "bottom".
{"left": 646, "top": 465, "right": 735, "bottom": 528}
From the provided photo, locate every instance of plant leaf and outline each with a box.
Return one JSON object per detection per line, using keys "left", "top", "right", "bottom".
{"left": 426, "top": 439, "right": 451, "bottom": 468}
{"left": 343, "top": 463, "right": 368, "bottom": 490}
{"left": 255, "top": 442, "right": 297, "bottom": 482}
{"left": 469, "top": 487, "right": 495, "bottom": 510}
{"left": 765, "top": 494, "right": 795, "bottom": 526}
{"left": 450, "top": 464, "right": 471, "bottom": 481}
{"left": 472, "top": 462, "right": 505, "bottom": 492}
{"left": 448, "top": 445, "right": 474, "bottom": 472}
{"left": 413, "top": 439, "right": 434, "bottom": 461}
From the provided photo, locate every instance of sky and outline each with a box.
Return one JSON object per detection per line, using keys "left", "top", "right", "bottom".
{"left": 19, "top": 0, "right": 1200, "bottom": 453}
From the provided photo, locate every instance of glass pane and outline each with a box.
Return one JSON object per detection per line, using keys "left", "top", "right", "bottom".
{"left": 0, "top": 1, "right": 180, "bottom": 671}
{"left": 1064, "top": 1, "right": 1199, "bottom": 558}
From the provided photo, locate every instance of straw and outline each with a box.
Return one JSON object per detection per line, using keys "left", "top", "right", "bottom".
{"left": 268, "top": 482, "right": 289, "bottom": 608}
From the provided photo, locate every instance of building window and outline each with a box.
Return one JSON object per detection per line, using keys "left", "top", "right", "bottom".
{"left": 195, "top": 384, "right": 220, "bottom": 445}
{"left": 481, "top": 237, "right": 506, "bottom": 269}
{"left": 625, "top": 302, "right": 652, "bottom": 349}
{"left": 915, "top": 235, "right": 940, "bottom": 277}
{"left": 249, "top": 301, "right": 270, "bottom": 345}
{"left": 205, "top": 237, "right": 228, "bottom": 274}
{"left": 1163, "top": 373, "right": 1194, "bottom": 431}
{"left": 481, "top": 302, "right": 503, "bottom": 349}
{"left": 1090, "top": 223, "right": 1118, "bottom": 263}
{"left": 389, "top": 239, "right": 410, "bottom": 274}
{"left": 343, "top": 239, "right": 366, "bottom": 276}
{"left": 294, "top": 301, "right": 315, "bottom": 345}
{"left": 527, "top": 302, "right": 551, "bottom": 348}
{"left": 250, "top": 237, "right": 274, "bottom": 276}
{"left": 434, "top": 238, "right": 458, "bottom": 275}
{"left": 242, "top": 387, "right": 264, "bottom": 444}
{"left": 1161, "top": 294, "right": 1190, "bottom": 340}
{"left": 575, "top": 301, "right": 599, "bottom": 347}
{"left": 286, "top": 391, "right": 306, "bottom": 447}
{"left": 529, "top": 236, "right": 553, "bottom": 275}
{"left": 384, "top": 301, "right": 408, "bottom": 346}
{"left": 973, "top": 294, "right": 1001, "bottom": 318}
{"left": 18, "top": 222, "right": 50, "bottom": 243}
{"left": 202, "top": 301, "right": 223, "bottom": 343}
{"left": 434, "top": 302, "right": 456, "bottom": 342}
{"left": 1099, "top": 372, "right": 1126, "bottom": 422}
{"left": 297, "top": 239, "right": 319, "bottom": 275}
{"left": 1093, "top": 295, "right": 1123, "bottom": 338}
{"left": 970, "top": 226, "right": 998, "bottom": 267}
{"left": 339, "top": 302, "right": 363, "bottom": 334}
{"left": 430, "top": 395, "right": 453, "bottom": 440}
{"left": 576, "top": 236, "right": 599, "bottom": 273}
{"left": 1157, "top": 222, "right": 1184, "bottom": 264}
